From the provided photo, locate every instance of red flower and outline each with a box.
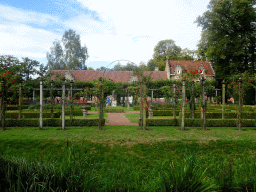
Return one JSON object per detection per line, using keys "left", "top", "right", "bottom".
{"left": 227, "top": 85, "right": 229, "bottom": 88}
{"left": 14, "top": 79, "right": 16, "bottom": 82}
{"left": 10, "top": 87, "right": 12, "bottom": 89}
{"left": 15, "top": 88, "right": 17, "bottom": 91}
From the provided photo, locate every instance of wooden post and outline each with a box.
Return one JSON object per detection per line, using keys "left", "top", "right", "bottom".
{"left": 181, "top": 78, "right": 186, "bottom": 130}
{"left": 173, "top": 81, "right": 176, "bottom": 119}
{"left": 143, "top": 85, "right": 147, "bottom": 130}
{"left": 202, "top": 77, "right": 206, "bottom": 130}
{"left": 39, "top": 78, "right": 43, "bottom": 130}
{"left": 222, "top": 81, "right": 225, "bottom": 120}
{"left": 99, "top": 77, "right": 103, "bottom": 130}
{"left": 19, "top": 83, "right": 22, "bottom": 119}
{"left": 140, "top": 85, "right": 143, "bottom": 129}
{"left": 70, "top": 80, "right": 73, "bottom": 122}
{"left": 0, "top": 79, "right": 5, "bottom": 131}
{"left": 62, "top": 79, "right": 65, "bottom": 130}
{"left": 191, "top": 80, "right": 195, "bottom": 119}
{"left": 50, "top": 80, "right": 54, "bottom": 119}
{"left": 33, "top": 89, "right": 35, "bottom": 102}
{"left": 238, "top": 78, "right": 242, "bottom": 131}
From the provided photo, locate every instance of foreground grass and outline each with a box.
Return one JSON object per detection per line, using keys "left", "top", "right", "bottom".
{"left": 1, "top": 126, "right": 256, "bottom": 191}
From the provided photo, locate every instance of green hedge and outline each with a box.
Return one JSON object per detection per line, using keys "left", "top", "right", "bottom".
{"left": 64, "top": 110, "right": 83, "bottom": 116}
{"left": 6, "top": 105, "right": 28, "bottom": 110}
{"left": 179, "top": 112, "right": 256, "bottom": 119}
{"left": 153, "top": 110, "right": 180, "bottom": 116}
{"left": 5, "top": 112, "right": 61, "bottom": 119}
{"left": 1, "top": 118, "right": 105, "bottom": 127}
{"left": 133, "top": 106, "right": 140, "bottom": 111}
{"left": 104, "top": 108, "right": 125, "bottom": 113}
{"left": 146, "top": 118, "right": 256, "bottom": 127}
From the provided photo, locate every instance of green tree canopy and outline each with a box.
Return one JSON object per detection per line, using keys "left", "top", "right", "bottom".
{"left": 47, "top": 29, "right": 89, "bottom": 70}
{"left": 196, "top": 0, "right": 256, "bottom": 80}
{"left": 152, "top": 39, "right": 195, "bottom": 70}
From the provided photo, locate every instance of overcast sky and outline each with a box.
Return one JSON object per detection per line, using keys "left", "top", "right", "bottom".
{"left": 0, "top": 0, "right": 210, "bottom": 70}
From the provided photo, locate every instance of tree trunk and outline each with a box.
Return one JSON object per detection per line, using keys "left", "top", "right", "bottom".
{"left": 181, "top": 78, "right": 185, "bottom": 130}
{"left": 238, "top": 78, "right": 242, "bottom": 131}
{"left": 222, "top": 81, "right": 225, "bottom": 120}
{"left": 19, "top": 83, "right": 22, "bottom": 119}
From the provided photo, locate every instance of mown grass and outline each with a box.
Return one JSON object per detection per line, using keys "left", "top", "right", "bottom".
{"left": 2, "top": 125, "right": 256, "bottom": 191}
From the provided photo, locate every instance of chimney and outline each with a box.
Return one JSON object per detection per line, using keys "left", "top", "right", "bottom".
{"left": 155, "top": 66, "right": 159, "bottom": 71}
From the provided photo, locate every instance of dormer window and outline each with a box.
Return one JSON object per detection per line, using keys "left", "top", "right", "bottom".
{"left": 177, "top": 70, "right": 180, "bottom": 74}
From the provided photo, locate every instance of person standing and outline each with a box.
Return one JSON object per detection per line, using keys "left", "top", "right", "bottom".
{"left": 230, "top": 96, "right": 234, "bottom": 105}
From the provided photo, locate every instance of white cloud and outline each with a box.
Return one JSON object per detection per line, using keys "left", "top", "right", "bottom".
{"left": 0, "top": 5, "right": 60, "bottom": 24}
{"left": 73, "top": 0, "right": 210, "bottom": 66}
{"left": 0, "top": 22, "right": 60, "bottom": 62}
{"left": 0, "top": 0, "right": 210, "bottom": 70}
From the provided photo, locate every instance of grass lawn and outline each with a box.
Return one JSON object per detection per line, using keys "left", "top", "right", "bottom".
{"left": 1, "top": 125, "right": 256, "bottom": 191}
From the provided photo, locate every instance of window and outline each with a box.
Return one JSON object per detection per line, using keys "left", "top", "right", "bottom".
{"left": 177, "top": 70, "right": 180, "bottom": 74}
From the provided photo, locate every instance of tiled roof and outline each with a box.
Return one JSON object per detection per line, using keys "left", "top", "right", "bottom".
{"left": 168, "top": 60, "right": 215, "bottom": 76}
{"left": 52, "top": 70, "right": 167, "bottom": 83}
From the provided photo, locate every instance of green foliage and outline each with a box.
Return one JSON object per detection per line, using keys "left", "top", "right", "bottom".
{"left": 47, "top": 29, "right": 89, "bottom": 70}
{"left": 153, "top": 110, "right": 179, "bottom": 116}
{"left": 5, "top": 112, "right": 61, "bottom": 119}
{"left": 179, "top": 112, "right": 256, "bottom": 119}
{"left": 104, "top": 108, "right": 125, "bottom": 113}
{"left": 6, "top": 105, "right": 28, "bottom": 110}
{"left": 196, "top": 0, "right": 256, "bottom": 79}
{"left": 0, "top": 118, "right": 105, "bottom": 127}
{"left": 146, "top": 118, "right": 256, "bottom": 127}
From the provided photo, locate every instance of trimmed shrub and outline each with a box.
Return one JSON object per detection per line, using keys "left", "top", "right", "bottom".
{"left": 146, "top": 118, "right": 256, "bottom": 127}
{"left": 6, "top": 105, "right": 28, "bottom": 110}
{"left": 5, "top": 112, "right": 61, "bottom": 119}
{"left": 179, "top": 112, "right": 256, "bottom": 119}
{"left": 153, "top": 110, "right": 180, "bottom": 116}
{"left": 1, "top": 118, "right": 105, "bottom": 127}
{"left": 104, "top": 108, "right": 125, "bottom": 113}
{"left": 146, "top": 118, "right": 178, "bottom": 126}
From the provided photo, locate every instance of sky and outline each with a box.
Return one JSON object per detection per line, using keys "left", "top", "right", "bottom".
{"left": 0, "top": 0, "right": 210, "bottom": 70}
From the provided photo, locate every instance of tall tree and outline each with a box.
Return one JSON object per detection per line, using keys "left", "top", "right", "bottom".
{"left": 20, "top": 57, "right": 40, "bottom": 81}
{"left": 147, "top": 58, "right": 158, "bottom": 71}
{"left": 0, "top": 55, "right": 20, "bottom": 74}
{"left": 196, "top": 0, "right": 256, "bottom": 80}
{"left": 47, "top": 40, "right": 65, "bottom": 70}
{"left": 62, "top": 29, "right": 88, "bottom": 70}
{"left": 153, "top": 39, "right": 182, "bottom": 70}
{"left": 47, "top": 29, "right": 89, "bottom": 70}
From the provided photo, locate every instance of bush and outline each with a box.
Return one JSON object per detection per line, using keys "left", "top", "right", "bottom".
{"left": 179, "top": 112, "right": 256, "bottom": 119}
{"left": 146, "top": 118, "right": 178, "bottom": 126}
{"left": 104, "top": 108, "right": 125, "bottom": 113}
{"left": 5, "top": 112, "right": 61, "bottom": 119}
{"left": 64, "top": 110, "right": 83, "bottom": 116}
{"left": 153, "top": 110, "right": 179, "bottom": 116}
{"left": 146, "top": 118, "right": 256, "bottom": 127}
{"left": 7, "top": 105, "right": 28, "bottom": 110}
{"left": 1, "top": 118, "right": 105, "bottom": 127}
